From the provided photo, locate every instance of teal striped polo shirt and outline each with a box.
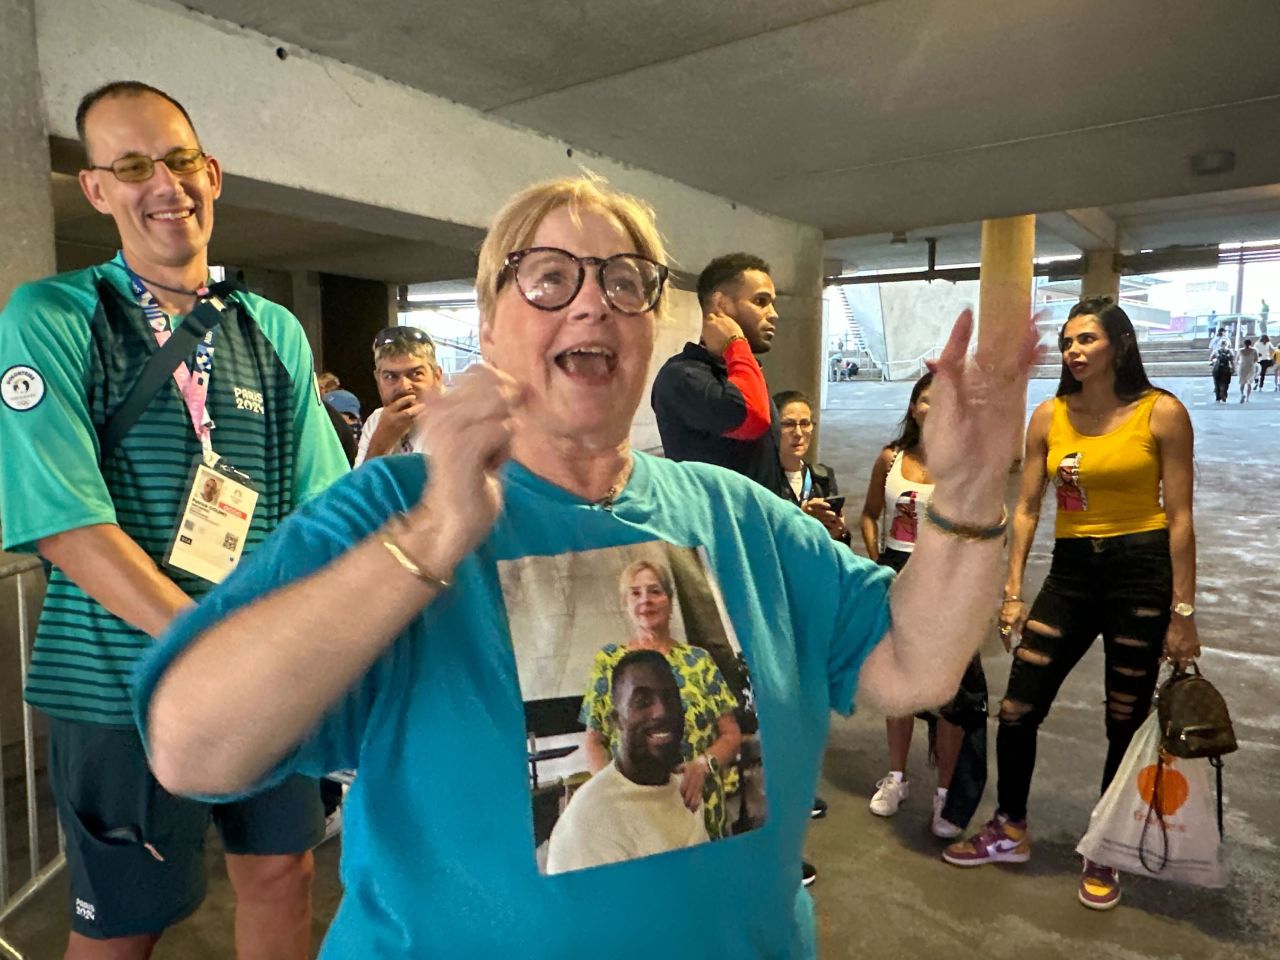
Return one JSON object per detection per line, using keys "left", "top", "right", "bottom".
{"left": 0, "top": 256, "right": 348, "bottom": 725}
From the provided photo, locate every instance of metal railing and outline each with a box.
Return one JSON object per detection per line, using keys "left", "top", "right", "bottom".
{"left": 880, "top": 346, "right": 941, "bottom": 382}
{"left": 0, "top": 554, "right": 63, "bottom": 960}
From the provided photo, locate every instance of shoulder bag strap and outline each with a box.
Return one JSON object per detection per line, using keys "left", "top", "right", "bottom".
{"left": 97, "top": 295, "right": 229, "bottom": 463}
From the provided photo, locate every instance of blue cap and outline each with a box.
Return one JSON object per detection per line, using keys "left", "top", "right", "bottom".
{"left": 324, "top": 389, "right": 361, "bottom": 418}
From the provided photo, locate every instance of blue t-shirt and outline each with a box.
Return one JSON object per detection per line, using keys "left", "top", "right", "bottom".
{"left": 133, "top": 451, "right": 893, "bottom": 959}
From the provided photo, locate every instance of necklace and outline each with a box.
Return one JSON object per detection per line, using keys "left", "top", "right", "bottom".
{"left": 133, "top": 271, "right": 210, "bottom": 298}
{"left": 596, "top": 458, "right": 634, "bottom": 508}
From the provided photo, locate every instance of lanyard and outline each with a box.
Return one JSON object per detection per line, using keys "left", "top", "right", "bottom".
{"left": 121, "top": 258, "right": 220, "bottom": 464}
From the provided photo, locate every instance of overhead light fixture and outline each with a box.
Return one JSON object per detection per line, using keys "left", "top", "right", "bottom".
{"left": 890, "top": 231, "right": 908, "bottom": 245}
{"left": 1189, "top": 149, "right": 1235, "bottom": 176}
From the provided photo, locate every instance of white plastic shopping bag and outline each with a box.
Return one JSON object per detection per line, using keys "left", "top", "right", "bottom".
{"left": 1076, "top": 712, "right": 1224, "bottom": 887}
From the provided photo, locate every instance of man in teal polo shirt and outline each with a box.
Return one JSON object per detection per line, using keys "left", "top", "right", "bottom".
{"left": 0, "top": 81, "right": 347, "bottom": 957}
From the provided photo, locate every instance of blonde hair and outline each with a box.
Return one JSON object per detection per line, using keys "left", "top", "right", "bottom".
{"left": 476, "top": 175, "right": 669, "bottom": 322}
{"left": 618, "top": 559, "right": 674, "bottom": 605}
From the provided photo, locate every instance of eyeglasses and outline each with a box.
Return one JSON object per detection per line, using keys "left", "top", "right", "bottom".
{"left": 500, "top": 247, "right": 668, "bottom": 315}
{"left": 372, "top": 326, "right": 436, "bottom": 351}
{"left": 86, "top": 147, "right": 208, "bottom": 183}
{"left": 780, "top": 419, "right": 814, "bottom": 431}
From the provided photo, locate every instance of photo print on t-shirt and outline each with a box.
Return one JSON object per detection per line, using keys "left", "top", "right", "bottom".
{"left": 497, "top": 541, "right": 767, "bottom": 876}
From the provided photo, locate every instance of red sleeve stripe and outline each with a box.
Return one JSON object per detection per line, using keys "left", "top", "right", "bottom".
{"left": 722, "top": 337, "right": 772, "bottom": 441}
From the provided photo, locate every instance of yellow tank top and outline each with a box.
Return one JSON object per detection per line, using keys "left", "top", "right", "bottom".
{"left": 1045, "top": 391, "right": 1167, "bottom": 538}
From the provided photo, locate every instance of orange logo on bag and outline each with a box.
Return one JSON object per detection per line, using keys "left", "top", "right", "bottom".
{"left": 1137, "top": 763, "right": 1189, "bottom": 816}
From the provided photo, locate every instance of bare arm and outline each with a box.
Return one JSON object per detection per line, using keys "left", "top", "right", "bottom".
{"left": 706, "top": 713, "right": 742, "bottom": 768}
{"left": 858, "top": 448, "right": 894, "bottom": 561}
{"left": 38, "top": 524, "right": 191, "bottom": 638}
{"left": 999, "top": 401, "right": 1053, "bottom": 643}
{"left": 1152, "top": 394, "right": 1200, "bottom": 663}
{"left": 856, "top": 309, "right": 1041, "bottom": 715}
{"left": 147, "top": 365, "right": 522, "bottom": 796}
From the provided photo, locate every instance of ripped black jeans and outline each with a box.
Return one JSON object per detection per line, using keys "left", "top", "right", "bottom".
{"left": 996, "top": 529, "right": 1171, "bottom": 823}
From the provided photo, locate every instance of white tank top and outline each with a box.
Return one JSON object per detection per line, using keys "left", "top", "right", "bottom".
{"left": 883, "top": 450, "right": 934, "bottom": 553}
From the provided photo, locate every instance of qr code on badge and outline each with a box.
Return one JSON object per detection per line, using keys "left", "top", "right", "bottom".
{"left": 222, "top": 532, "right": 239, "bottom": 551}
{"left": 183, "top": 520, "right": 196, "bottom": 532}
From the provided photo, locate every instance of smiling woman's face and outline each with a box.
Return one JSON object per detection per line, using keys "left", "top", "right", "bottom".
{"left": 626, "top": 566, "right": 672, "bottom": 633}
{"left": 480, "top": 205, "right": 657, "bottom": 448}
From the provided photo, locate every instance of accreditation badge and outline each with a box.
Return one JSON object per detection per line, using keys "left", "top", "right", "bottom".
{"left": 166, "top": 459, "right": 258, "bottom": 583}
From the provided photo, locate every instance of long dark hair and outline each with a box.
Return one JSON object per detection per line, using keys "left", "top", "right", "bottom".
{"left": 1056, "top": 297, "right": 1156, "bottom": 401}
{"left": 889, "top": 372, "right": 934, "bottom": 451}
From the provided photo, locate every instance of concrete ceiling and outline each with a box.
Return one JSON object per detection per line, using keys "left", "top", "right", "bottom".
{"left": 49, "top": 164, "right": 482, "bottom": 284}
{"left": 826, "top": 184, "right": 1280, "bottom": 271}
{"left": 165, "top": 0, "right": 1280, "bottom": 247}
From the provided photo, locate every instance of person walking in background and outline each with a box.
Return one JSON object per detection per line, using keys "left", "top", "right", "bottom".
{"left": 1254, "top": 335, "right": 1274, "bottom": 392}
{"left": 858, "top": 373, "right": 987, "bottom": 838}
{"left": 1237, "top": 338, "right": 1259, "bottom": 403}
{"left": 1210, "top": 337, "right": 1234, "bottom": 403}
{"left": 1260, "top": 298, "right": 1269, "bottom": 338}
{"left": 945, "top": 298, "right": 1198, "bottom": 913}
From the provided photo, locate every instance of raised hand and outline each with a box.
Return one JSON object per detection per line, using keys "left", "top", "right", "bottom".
{"left": 922, "top": 309, "right": 1043, "bottom": 519}
{"left": 701, "top": 311, "right": 746, "bottom": 358}
{"left": 398, "top": 364, "right": 526, "bottom": 576}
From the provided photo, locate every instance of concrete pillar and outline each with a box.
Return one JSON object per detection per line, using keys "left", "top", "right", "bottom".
{"left": 978, "top": 215, "right": 1035, "bottom": 468}
{"left": 290, "top": 270, "right": 324, "bottom": 366}
{"left": 760, "top": 235, "right": 826, "bottom": 458}
{"left": 977, "top": 215, "right": 1035, "bottom": 359}
{"left": 320, "top": 274, "right": 398, "bottom": 413}
{"left": 1081, "top": 249, "right": 1121, "bottom": 302}
{"left": 1, "top": 0, "right": 56, "bottom": 309}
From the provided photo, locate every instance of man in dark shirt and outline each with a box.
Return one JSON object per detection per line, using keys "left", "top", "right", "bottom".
{"left": 650, "top": 253, "right": 788, "bottom": 498}
{"left": 651, "top": 253, "right": 825, "bottom": 883}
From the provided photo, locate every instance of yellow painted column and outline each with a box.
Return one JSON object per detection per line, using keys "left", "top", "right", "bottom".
{"left": 978, "top": 215, "right": 1035, "bottom": 468}
{"left": 977, "top": 215, "right": 1035, "bottom": 358}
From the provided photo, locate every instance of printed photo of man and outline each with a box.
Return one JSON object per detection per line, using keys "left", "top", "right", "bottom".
{"left": 546, "top": 650, "right": 709, "bottom": 874}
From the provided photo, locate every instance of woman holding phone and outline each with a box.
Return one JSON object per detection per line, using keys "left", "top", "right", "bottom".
{"left": 774, "top": 390, "right": 848, "bottom": 542}
{"left": 859, "top": 373, "right": 986, "bottom": 837}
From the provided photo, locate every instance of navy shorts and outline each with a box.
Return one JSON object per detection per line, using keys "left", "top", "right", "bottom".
{"left": 49, "top": 717, "right": 324, "bottom": 939}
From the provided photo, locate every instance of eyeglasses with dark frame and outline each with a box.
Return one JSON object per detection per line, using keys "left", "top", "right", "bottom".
{"left": 780, "top": 418, "right": 815, "bottom": 431}
{"left": 86, "top": 147, "right": 209, "bottom": 184}
{"left": 500, "top": 247, "right": 668, "bottom": 315}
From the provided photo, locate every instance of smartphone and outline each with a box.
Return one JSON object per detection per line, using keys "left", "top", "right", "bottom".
{"left": 824, "top": 496, "right": 846, "bottom": 514}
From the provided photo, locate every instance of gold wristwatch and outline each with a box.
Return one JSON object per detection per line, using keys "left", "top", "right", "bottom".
{"left": 1171, "top": 602, "right": 1195, "bottom": 618}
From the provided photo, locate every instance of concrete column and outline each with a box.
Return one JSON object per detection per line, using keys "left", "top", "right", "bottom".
{"left": 1, "top": 0, "right": 56, "bottom": 309}
{"left": 978, "top": 215, "right": 1035, "bottom": 468}
{"left": 760, "top": 235, "right": 826, "bottom": 457}
{"left": 320, "top": 274, "right": 398, "bottom": 413}
{"left": 1082, "top": 249, "right": 1121, "bottom": 302}
{"left": 290, "top": 270, "right": 324, "bottom": 367}
{"left": 977, "top": 215, "right": 1035, "bottom": 357}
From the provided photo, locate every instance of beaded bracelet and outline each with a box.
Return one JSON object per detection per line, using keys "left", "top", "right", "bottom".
{"left": 923, "top": 497, "right": 1008, "bottom": 542}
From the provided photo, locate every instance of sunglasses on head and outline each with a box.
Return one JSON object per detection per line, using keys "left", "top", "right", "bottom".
{"left": 372, "top": 326, "right": 435, "bottom": 351}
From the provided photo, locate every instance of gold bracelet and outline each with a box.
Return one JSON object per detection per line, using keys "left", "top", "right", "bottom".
{"left": 923, "top": 497, "right": 1008, "bottom": 542}
{"left": 380, "top": 514, "right": 452, "bottom": 590}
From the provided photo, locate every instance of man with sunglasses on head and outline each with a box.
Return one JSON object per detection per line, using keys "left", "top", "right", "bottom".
{"left": 0, "top": 81, "right": 346, "bottom": 958}
{"left": 356, "top": 326, "right": 444, "bottom": 466}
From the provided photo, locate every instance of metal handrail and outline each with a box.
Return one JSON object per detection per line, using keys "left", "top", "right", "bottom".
{"left": 880, "top": 346, "right": 941, "bottom": 382}
{"left": 0, "top": 553, "right": 63, "bottom": 960}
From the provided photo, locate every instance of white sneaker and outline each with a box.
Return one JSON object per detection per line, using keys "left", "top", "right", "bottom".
{"left": 869, "top": 775, "right": 909, "bottom": 816}
{"left": 931, "top": 793, "right": 962, "bottom": 838}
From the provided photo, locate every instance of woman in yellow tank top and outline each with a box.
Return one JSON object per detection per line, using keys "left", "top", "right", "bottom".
{"left": 943, "top": 298, "right": 1199, "bottom": 913}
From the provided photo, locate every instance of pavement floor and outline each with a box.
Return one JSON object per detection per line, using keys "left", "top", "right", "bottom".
{"left": 3, "top": 375, "right": 1276, "bottom": 959}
